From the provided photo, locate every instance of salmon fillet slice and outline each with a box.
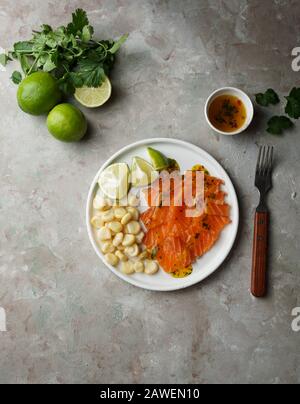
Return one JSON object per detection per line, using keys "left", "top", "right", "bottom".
{"left": 141, "top": 171, "right": 231, "bottom": 273}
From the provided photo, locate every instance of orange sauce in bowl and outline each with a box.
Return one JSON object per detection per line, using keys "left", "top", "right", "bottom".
{"left": 208, "top": 95, "right": 247, "bottom": 133}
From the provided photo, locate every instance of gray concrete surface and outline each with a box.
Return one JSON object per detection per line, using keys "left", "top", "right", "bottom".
{"left": 0, "top": 0, "right": 299, "bottom": 384}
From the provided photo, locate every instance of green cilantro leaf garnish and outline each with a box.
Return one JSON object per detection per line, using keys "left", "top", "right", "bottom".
{"left": 255, "top": 89, "right": 280, "bottom": 107}
{"left": 10, "top": 71, "right": 23, "bottom": 84}
{"left": 267, "top": 116, "right": 294, "bottom": 135}
{"left": 285, "top": 87, "right": 300, "bottom": 119}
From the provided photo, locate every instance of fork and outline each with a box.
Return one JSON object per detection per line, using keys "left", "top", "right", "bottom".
{"left": 251, "top": 145, "right": 274, "bottom": 298}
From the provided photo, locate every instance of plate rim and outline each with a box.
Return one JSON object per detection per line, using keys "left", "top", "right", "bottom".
{"left": 86, "top": 138, "right": 239, "bottom": 292}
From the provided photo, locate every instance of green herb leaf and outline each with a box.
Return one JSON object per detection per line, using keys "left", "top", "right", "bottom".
{"left": 256, "top": 89, "right": 280, "bottom": 107}
{"left": 285, "top": 87, "right": 300, "bottom": 119}
{"left": 0, "top": 53, "right": 9, "bottom": 66}
{"left": 19, "top": 54, "right": 32, "bottom": 74}
{"left": 82, "top": 25, "right": 94, "bottom": 42}
{"left": 151, "top": 247, "right": 158, "bottom": 260}
{"left": 69, "top": 72, "right": 84, "bottom": 88}
{"left": 109, "top": 34, "right": 129, "bottom": 54}
{"left": 41, "top": 24, "right": 53, "bottom": 34}
{"left": 77, "top": 58, "right": 106, "bottom": 87}
{"left": 67, "top": 8, "right": 89, "bottom": 35}
{"left": 11, "top": 71, "right": 23, "bottom": 84}
{"left": 14, "top": 41, "right": 34, "bottom": 53}
{"left": 58, "top": 71, "right": 84, "bottom": 95}
{"left": 32, "top": 34, "right": 47, "bottom": 53}
{"left": 45, "top": 35, "right": 59, "bottom": 49}
{"left": 43, "top": 55, "right": 57, "bottom": 72}
{"left": 267, "top": 116, "right": 294, "bottom": 135}
{"left": 58, "top": 74, "right": 76, "bottom": 96}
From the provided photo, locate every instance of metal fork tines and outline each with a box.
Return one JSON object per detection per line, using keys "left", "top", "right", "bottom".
{"left": 255, "top": 145, "right": 274, "bottom": 212}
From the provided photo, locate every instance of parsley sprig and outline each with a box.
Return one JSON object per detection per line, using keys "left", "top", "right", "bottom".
{"left": 0, "top": 9, "right": 128, "bottom": 95}
{"left": 267, "top": 116, "right": 293, "bottom": 135}
{"left": 255, "top": 89, "right": 280, "bottom": 107}
{"left": 255, "top": 88, "right": 298, "bottom": 135}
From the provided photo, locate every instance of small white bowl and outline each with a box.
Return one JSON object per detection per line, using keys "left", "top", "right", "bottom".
{"left": 204, "top": 87, "right": 254, "bottom": 136}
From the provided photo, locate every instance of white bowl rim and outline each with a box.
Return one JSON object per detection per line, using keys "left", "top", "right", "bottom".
{"left": 204, "top": 87, "right": 254, "bottom": 136}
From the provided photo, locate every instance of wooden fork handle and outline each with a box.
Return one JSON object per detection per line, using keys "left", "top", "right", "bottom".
{"left": 251, "top": 211, "right": 269, "bottom": 298}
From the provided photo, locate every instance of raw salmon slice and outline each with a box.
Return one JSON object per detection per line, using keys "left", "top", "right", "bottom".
{"left": 141, "top": 171, "right": 231, "bottom": 274}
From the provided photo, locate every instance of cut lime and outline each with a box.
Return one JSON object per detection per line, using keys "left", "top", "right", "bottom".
{"left": 131, "top": 157, "right": 159, "bottom": 187}
{"left": 98, "top": 163, "right": 130, "bottom": 200}
{"left": 147, "top": 147, "right": 180, "bottom": 172}
{"left": 147, "top": 147, "right": 170, "bottom": 171}
{"left": 74, "top": 76, "right": 112, "bottom": 108}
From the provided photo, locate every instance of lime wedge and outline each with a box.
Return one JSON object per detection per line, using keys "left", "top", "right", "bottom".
{"left": 147, "top": 147, "right": 170, "bottom": 171}
{"left": 74, "top": 76, "right": 112, "bottom": 108}
{"left": 98, "top": 163, "right": 130, "bottom": 200}
{"left": 131, "top": 157, "right": 159, "bottom": 187}
{"left": 147, "top": 148, "right": 180, "bottom": 172}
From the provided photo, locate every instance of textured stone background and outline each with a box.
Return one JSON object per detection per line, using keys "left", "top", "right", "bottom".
{"left": 0, "top": 0, "right": 299, "bottom": 384}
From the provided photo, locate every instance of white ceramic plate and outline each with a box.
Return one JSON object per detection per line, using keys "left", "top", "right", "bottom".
{"left": 86, "top": 138, "right": 239, "bottom": 292}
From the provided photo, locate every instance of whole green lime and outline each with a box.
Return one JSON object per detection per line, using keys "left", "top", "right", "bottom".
{"left": 17, "top": 72, "right": 61, "bottom": 115}
{"left": 47, "top": 103, "right": 87, "bottom": 142}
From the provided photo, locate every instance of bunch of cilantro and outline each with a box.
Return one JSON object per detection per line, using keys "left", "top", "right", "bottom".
{"left": 255, "top": 88, "right": 300, "bottom": 135}
{"left": 0, "top": 9, "right": 128, "bottom": 95}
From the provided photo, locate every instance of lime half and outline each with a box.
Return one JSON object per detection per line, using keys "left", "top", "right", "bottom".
{"left": 98, "top": 163, "right": 130, "bottom": 200}
{"left": 75, "top": 77, "right": 112, "bottom": 108}
{"left": 131, "top": 157, "right": 159, "bottom": 187}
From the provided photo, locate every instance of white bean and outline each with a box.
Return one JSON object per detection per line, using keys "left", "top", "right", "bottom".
{"left": 125, "top": 244, "right": 140, "bottom": 258}
{"left": 134, "top": 261, "right": 144, "bottom": 273}
{"left": 144, "top": 260, "right": 159, "bottom": 275}
{"left": 105, "top": 253, "right": 119, "bottom": 267}
{"left": 98, "top": 227, "right": 112, "bottom": 241}
{"left": 113, "top": 233, "right": 124, "bottom": 247}
{"left": 91, "top": 216, "right": 104, "bottom": 229}
{"left": 121, "top": 212, "right": 133, "bottom": 226}
{"left": 115, "top": 251, "right": 128, "bottom": 262}
{"left": 127, "top": 207, "right": 139, "bottom": 221}
{"left": 121, "top": 261, "right": 135, "bottom": 275}
{"left": 125, "top": 221, "right": 141, "bottom": 235}
{"left": 135, "top": 231, "right": 145, "bottom": 244}
{"left": 101, "top": 242, "right": 115, "bottom": 254}
{"left": 102, "top": 209, "right": 115, "bottom": 223}
{"left": 108, "top": 221, "right": 123, "bottom": 234}
{"left": 128, "top": 194, "right": 139, "bottom": 207}
{"left": 122, "top": 234, "right": 136, "bottom": 247}
{"left": 114, "top": 207, "right": 127, "bottom": 220}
